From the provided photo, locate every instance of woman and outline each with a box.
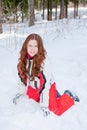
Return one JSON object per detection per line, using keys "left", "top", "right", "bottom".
{"left": 13, "top": 33, "right": 80, "bottom": 116}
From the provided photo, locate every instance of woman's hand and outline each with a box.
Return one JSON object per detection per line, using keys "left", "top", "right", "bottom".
{"left": 41, "top": 107, "right": 50, "bottom": 117}
{"left": 13, "top": 93, "right": 23, "bottom": 104}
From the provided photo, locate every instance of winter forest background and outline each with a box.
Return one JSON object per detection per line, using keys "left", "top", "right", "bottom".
{"left": 0, "top": 0, "right": 87, "bottom": 130}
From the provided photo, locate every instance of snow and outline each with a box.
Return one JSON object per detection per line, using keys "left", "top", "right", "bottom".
{"left": 0, "top": 8, "right": 87, "bottom": 130}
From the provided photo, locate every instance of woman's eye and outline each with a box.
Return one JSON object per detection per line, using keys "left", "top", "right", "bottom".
{"left": 28, "top": 44, "right": 38, "bottom": 48}
{"left": 35, "top": 45, "right": 38, "bottom": 47}
{"left": 29, "top": 45, "right": 32, "bottom": 47}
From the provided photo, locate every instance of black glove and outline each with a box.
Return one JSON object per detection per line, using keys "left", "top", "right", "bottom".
{"left": 13, "top": 93, "right": 23, "bottom": 104}
{"left": 41, "top": 107, "right": 50, "bottom": 117}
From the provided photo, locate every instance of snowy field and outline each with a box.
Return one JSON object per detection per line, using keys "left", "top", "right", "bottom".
{"left": 0, "top": 7, "right": 87, "bottom": 130}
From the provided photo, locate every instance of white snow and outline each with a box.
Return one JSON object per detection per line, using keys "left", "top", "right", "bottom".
{"left": 0, "top": 7, "right": 87, "bottom": 130}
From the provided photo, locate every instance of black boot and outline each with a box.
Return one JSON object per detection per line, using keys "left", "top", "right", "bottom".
{"left": 64, "top": 90, "right": 80, "bottom": 102}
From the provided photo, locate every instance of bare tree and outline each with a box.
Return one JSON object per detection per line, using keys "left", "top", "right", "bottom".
{"left": 0, "top": 0, "right": 2, "bottom": 33}
{"left": 73, "top": 0, "right": 79, "bottom": 18}
{"left": 55, "top": 0, "right": 58, "bottom": 20}
{"left": 59, "top": 0, "right": 65, "bottom": 19}
{"left": 65, "top": 0, "right": 68, "bottom": 18}
{"left": 47, "top": 0, "right": 52, "bottom": 20}
{"left": 28, "top": 0, "right": 35, "bottom": 26}
{"left": 42, "top": 0, "right": 45, "bottom": 20}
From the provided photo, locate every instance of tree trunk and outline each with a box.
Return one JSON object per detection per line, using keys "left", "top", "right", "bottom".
{"left": 74, "top": 2, "right": 78, "bottom": 18}
{"left": 47, "top": 0, "right": 52, "bottom": 21}
{"left": 28, "top": 0, "right": 35, "bottom": 26}
{"left": 42, "top": 0, "right": 45, "bottom": 19}
{"left": 49, "top": 0, "right": 52, "bottom": 20}
{"left": 65, "top": 0, "right": 68, "bottom": 18}
{"left": 0, "top": 0, "right": 2, "bottom": 33}
{"left": 55, "top": 0, "right": 58, "bottom": 20}
{"left": 59, "top": 0, "right": 65, "bottom": 19}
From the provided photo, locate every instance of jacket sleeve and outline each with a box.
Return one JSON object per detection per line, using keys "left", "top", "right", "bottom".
{"left": 17, "top": 75, "right": 27, "bottom": 95}
{"left": 40, "top": 57, "right": 55, "bottom": 108}
{"left": 13, "top": 74, "right": 27, "bottom": 104}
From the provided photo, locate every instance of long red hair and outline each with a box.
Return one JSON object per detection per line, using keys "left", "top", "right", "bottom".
{"left": 17, "top": 33, "right": 47, "bottom": 84}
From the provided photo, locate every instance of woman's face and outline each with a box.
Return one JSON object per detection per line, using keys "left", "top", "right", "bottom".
{"left": 27, "top": 39, "right": 38, "bottom": 57}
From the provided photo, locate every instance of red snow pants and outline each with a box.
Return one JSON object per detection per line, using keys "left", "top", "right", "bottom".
{"left": 49, "top": 82, "right": 74, "bottom": 116}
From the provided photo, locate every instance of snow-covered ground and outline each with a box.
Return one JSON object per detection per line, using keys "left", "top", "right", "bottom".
{"left": 0, "top": 7, "right": 87, "bottom": 130}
